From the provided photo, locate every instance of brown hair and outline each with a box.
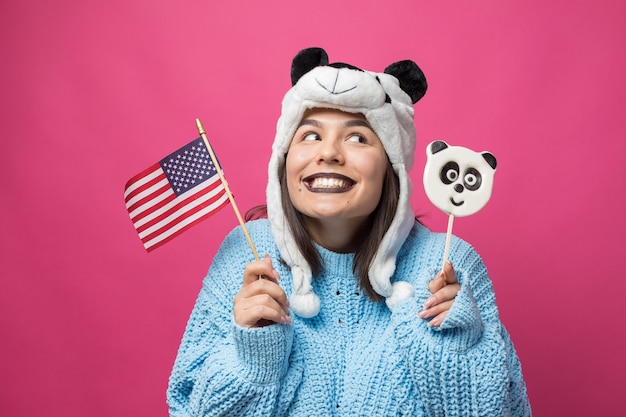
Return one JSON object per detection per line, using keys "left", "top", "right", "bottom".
{"left": 246, "top": 159, "right": 401, "bottom": 302}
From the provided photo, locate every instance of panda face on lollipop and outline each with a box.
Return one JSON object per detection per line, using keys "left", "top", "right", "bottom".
{"left": 423, "top": 140, "right": 497, "bottom": 217}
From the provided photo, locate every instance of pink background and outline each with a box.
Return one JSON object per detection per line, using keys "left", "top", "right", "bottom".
{"left": 1, "top": 1, "right": 624, "bottom": 415}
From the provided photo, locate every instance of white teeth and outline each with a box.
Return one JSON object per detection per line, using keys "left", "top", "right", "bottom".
{"left": 309, "top": 177, "right": 350, "bottom": 189}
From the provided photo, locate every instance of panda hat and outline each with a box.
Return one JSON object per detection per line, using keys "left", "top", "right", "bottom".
{"left": 267, "top": 47, "right": 427, "bottom": 317}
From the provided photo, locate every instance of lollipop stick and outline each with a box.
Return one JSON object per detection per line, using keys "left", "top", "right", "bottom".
{"left": 441, "top": 213, "right": 455, "bottom": 284}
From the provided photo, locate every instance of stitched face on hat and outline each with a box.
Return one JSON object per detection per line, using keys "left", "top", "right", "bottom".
{"left": 266, "top": 47, "right": 428, "bottom": 317}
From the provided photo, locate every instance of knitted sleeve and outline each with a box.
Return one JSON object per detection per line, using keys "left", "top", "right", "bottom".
{"left": 166, "top": 226, "right": 302, "bottom": 417}
{"left": 392, "top": 236, "right": 531, "bottom": 417}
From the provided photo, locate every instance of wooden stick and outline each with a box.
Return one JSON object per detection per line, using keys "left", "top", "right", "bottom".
{"left": 441, "top": 213, "right": 455, "bottom": 285}
{"left": 196, "top": 118, "right": 260, "bottom": 261}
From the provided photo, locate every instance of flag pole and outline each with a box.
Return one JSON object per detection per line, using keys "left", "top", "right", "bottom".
{"left": 196, "top": 118, "right": 260, "bottom": 261}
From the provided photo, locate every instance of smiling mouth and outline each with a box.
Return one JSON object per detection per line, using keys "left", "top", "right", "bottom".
{"left": 303, "top": 173, "right": 355, "bottom": 193}
{"left": 450, "top": 197, "right": 464, "bottom": 206}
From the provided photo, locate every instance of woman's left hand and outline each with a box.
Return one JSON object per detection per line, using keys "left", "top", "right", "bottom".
{"left": 418, "top": 261, "right": 460, "bottom": 327}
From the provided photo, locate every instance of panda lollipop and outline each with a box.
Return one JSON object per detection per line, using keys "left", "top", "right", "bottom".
{"left": 423, "top": 140, "right": 497, "bottom": 276}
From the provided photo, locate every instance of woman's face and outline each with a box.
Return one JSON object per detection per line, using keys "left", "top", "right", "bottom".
{"left": 285, "top": 108, "right": 388, "bottom": 228}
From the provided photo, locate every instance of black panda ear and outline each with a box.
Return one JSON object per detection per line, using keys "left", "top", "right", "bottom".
{"left": 291, "top": 47, "right": 329, "bottom": 86}
{"left": 384, "top": 60, "right": 427, "bottom": 103}
{"left": 430, "top": 140, "right": 448, "bottom": 155}
{"left": 482, "top": 152, "right": 497, "bottom": 170}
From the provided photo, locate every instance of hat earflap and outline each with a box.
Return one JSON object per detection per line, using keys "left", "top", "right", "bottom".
{"left": 290, "top": 265, "right": 320, "bottom": 318}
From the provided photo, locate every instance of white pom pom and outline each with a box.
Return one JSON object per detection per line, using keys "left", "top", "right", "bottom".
{"left": 290, "top": 292, "right": 321, "bottom": 318}
{"left": 385, "top": 281, "right": 415, "bottom": 311}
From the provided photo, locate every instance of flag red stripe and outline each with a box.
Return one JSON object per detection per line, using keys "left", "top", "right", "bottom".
{"left": 139, "top": 187, "right": 227, "bottom": 239}
{"left": 128, "top": 183, "right": 176, "bottom": 219}
{"left": 132, "top": 178, "right": 224, "bottom": 231}
{"left": 125, "top": 171, "right": 168, "bottom": 205}
{"left": 124, "top": 163, "right": 161, "bottom": 195}
{"left": 144, "top": 198, "right": 230, "bottom": 252}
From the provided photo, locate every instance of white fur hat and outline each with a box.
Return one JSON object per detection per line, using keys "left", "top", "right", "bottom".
{"left": 267, "top": 48, "right": 427, "bottom": 317}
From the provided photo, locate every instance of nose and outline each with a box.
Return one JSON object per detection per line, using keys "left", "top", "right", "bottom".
{"left": 317, "top": 139, "right": 344, "bottom": 164}
{"left": 454, "top": 183, "right": 464, "bottom": 193}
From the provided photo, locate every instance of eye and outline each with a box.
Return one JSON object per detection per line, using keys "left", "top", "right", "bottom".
{"left": 346, "top": 134, "right": 367, "bottom": 144}
{"left": 302, "top": 132, "right": 320, "bottom": 141}
{"left": 440, "top": 162, "right": 460, "bottom": 185}
{"left": 463, "top": 168, "right": 482, "bottom": 191}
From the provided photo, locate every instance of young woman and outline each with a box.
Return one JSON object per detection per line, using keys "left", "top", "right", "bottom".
{"left": 167, "top": 48, "right": 531, "bottom": 416}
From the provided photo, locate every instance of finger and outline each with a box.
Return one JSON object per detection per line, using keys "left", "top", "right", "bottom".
{"left": 237, "top": 279, "right": 290, "bottom": 311}
{"left": 426, "top": 310, "right": 448, "bottom": 327}
{"left": 428, "top": 270, "right": 446, "bottom": 293}
{"left": 442, "top": 261, "right": 458, "bottom": 285}
{"left": 428, "top": 261, "right": 458, "bottom": 293}
{"left": 238, "top": 292, "right": 289, "bottom": 316}
{"left": 243, "top": 254, "right": 280, "bottom": 285}
{"left": 423, "top": 283, "right": 460, "bottom": 309}
{"left": 418, "top": 299, "right": 454, "bottom": 319}
{"left": 235, "top": 303, "right": 291, "bottom": 328}
{"left": 234, "top": 294, "right": 291, "bottom": 327}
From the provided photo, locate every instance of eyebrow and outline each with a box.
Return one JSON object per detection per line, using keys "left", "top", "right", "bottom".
{"left": 298, "top": 119, "right": 322, "bottom": 128}
{"left": 344, "top": 120, "right": 374, "bottom": 130}
{"left": 298, "top": 118, "right": 375, "bottom": 132}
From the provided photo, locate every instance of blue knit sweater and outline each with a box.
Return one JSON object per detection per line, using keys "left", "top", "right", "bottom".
{"left": 167, "top": 220, "right": 530, "bottom": 416}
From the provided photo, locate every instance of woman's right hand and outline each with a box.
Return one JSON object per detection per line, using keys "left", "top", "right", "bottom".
{"left": 233, "top": 254, "right": 291, "bottom": 328}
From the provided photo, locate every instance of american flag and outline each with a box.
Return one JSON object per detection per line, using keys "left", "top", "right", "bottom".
{"left": 124, "top": 137, "right": 229, "bottom": 251}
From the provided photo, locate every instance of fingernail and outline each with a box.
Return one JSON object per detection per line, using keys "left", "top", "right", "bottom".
{"left": 418, "top": 309, "right": 428, "bottom": 318}
{"left": 428, "top": 317, "right": 441, "bottom": 327}
{"left": 423, "top": 296, "right": 435, "bottom": 308}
